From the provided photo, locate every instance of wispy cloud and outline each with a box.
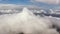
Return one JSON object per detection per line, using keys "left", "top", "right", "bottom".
{"left": 0, "top": 0, "right": 59, "bottom": 5}
{"left": 0, "top": 4, "right": 41, "bottom": 9}
{"left": 31, "top": 0, "right": 60, "bottom": 4}
{"left": 0, "top": 0, "right": 59, "bottom": 9}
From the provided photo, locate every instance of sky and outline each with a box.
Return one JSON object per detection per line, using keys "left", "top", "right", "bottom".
{"left": 0, "top": 0, "right": 60, "bottom": 9}
{"left": 0, "top": 0, "right": 32, "bottom": 5}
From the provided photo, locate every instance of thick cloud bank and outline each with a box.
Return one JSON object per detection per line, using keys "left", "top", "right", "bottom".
{"left": 0, "top": 7, "right": 59, "bottom": 34}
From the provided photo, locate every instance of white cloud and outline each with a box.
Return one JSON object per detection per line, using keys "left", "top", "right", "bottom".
{"left": 0, "top": 7, "right": 59, "bottom": 34}
{"left": 31, "top": 0, "right": 60, "bottom": 4}
{"left": 0, "top": 4, "right": 40, "bottom": 9}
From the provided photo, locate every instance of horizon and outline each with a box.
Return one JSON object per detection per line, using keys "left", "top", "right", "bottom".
{"left": 0, "top": 0, "right": 59, "bottom": 9}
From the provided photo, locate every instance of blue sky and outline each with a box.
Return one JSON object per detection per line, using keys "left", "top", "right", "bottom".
{"left": 0, "top": 0, "right": 32, "bottom": 5}
{"left": 0, "top": 0, "right": 60, "bottom": 9}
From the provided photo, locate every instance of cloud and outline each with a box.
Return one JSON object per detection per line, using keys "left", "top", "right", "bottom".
{"left": 0, "top": 4, "right": 40, "bottom": 9}
{"left": 31, "top": 0, "right": 60, "bottom": 4}
{"left": 0, "top": 7, "right": 59, "bottom": 34}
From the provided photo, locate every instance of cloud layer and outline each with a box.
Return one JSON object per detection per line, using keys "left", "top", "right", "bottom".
{"left": 31, "top": 0, "right": 60, "bottom": 4}
{"left": 0, "top": 7, "right": 59, "bottom": 34}
{"left": 0, "top": 4, "right": 40, "bottom": 10}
